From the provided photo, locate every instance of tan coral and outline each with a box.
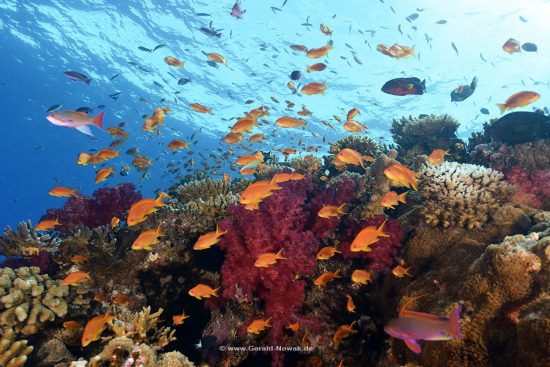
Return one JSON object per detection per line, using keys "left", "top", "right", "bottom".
{"left": 418, "top": 161, "right": 514, "bottom": 229}
{"left": 0, "top": 328, "right": 33, "bottom": 367}
{"left": 0, "top": 220, "right": 60, "bottom": 256}
{"left": 0, "top": 267, "right": 70, "bottom": 335}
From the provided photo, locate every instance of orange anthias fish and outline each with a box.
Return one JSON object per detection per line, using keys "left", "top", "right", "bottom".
{"left": 392, "top": 264, "right": 413, "bottom": 278}
{"left": 384, "top": 164, "right": 419, "bottom": 191}
{"left": 351, "top": 269, "right": 373, "bottom": 285}
{"left": 497, "top": 91, "right": 541, "bottom": 113}
{"left": 332, "top": 321, "right": 357, "bottom": 346}
{"left": 223, "top": 132, "right": 244, "bottom": 144}
{"left": 111, "top": 217, "right": 120, "bottom": 228}
{"left": 302, "top": 82, "right": 327, "bottom": 95}
{"left": 316, "top": 245, "right": 341, "bottom": 260}
{"left": 231, "top": 117, "right": 257, "bottom": 133}
{"left": 112, "top": 294, "right": 132, "bottom": 305}
{"left": 346, "top": 108, "right": 360, "bottom": 121}
{"left": 254, "top": 249, "right": 286, "bottom": 268}
{"left": 193, "top": 224, "right": 226, "bottom": 250}
{"left": 381, "top": 191, "right": 408, "bottom": 209}
{"left": 336, "top": 148, "right": 374, "bottom": 169}
{"left": 127, "top": 192, "right": 171, "bottom": 226}
{"left": 168, "top": 139, "right": 190, "bottom": 150}
{"left": 343, "top": 119, "right": 366, "bottom": 133}
{"left": 207, "top": 52, "right": 227, "bottom": 66}
{"left": 239, "top": 180, "right": 282, "bottom": 210}
{"left": 189, "top": 103, "right": 211, "bottom": 113}
{"left": 35, "top": 219, "right": 61, "bottom": 231}
{"left": 164, "top": 56, "right": 184, "bottom": 67}
{"left": 63, "top": 320, "right": 81, "bottom": 329}
{"left": 346, "top": 295, "right": 356, "bottom": 313}
{"left": 428, "top": 149, "right": 449, "bottom": 165}
{"left": 62, "top": 271, "right": 90, "bottom": 286}
{"left": 275, "top": 116, "right": 306, "bottom": 128}
{"left": 173, "top": 310, "right": 190, "bottom": 325}
{"left": 81, "top": 309, "right": 113, "bottom": 347}
{"left": 247, "top": 317, "right": 272, "bottom": 334}
{"left": 95, "top": 148, "right": 119, "bottom": 160}
{"left": 384, "top": 301, "right": 461, "bottom": 354}
{"left": 377, "top": 43, "right": 415, "bottom": 58}
{"left": 106, "top": 127, "right": 128, "bottom": 139}
{"left": 350, "top": 219, "right": 389, "bottom": 252}
{"left": 236, "top": 151, "right": 264, "bottom": 166}
{"left": 306, "top": 41, "right": 333, "bottom": 58}
{"left": 48, "top": 186, "right": 79, "bottom": 198}
{"left": 287, "top": 321, "right": 300, "bottom": 333}
{"left": 70, "top": 255, "right": 89, "bottom": 264}
{"left": 502, "top": 38, "right": 521, "bottom": 54}
{"left": 318, "top": 204, "right": 348, "bottom": 219}
{"left": 307, "top": 62, "right": 327, "bottom": 72}
{"left": 248, "top": 133, "right": 265, "bottom": 142}
{"left": 313, "top": 270, "right": 341, "bottom": 286}
{"left": 95, "top": 167, "right": 114, "bottom": 184}
{"left": 188, "top": 284, "right": 220, "bottom": 300}
{"left": 131, "top": 226, "right": 164, "bottom": 251}
{"left": 132, "top": 155, "right": 152, "bottom": 168}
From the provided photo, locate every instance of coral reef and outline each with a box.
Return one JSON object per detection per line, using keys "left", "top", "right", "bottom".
{"left": 0, "top": 328, "right": 33, "bottom": 367}
{"left": 46, "top": 184, "right": 142, "bottom": 232}
{"left": 327, "top": 136, "right": 381, "bottom": 174}
{"left": 506, "top": 166, "right": 550, "bottom": 210}
{"left": 0, "top": 267, "right": 70, "bottom": 335}
{"left": 0, "top": 220, "right": 59, "bottom": 257}
{"left": 470, "top": 138, "right": 550, "bottom": 172}
{"left": 418, "top": 161, "right": 514, "bottom": 229}
{"left": 384, "top": 211, "right": 550, "bottom": 367}
{"left": 390, "top": 114, "right": 466, "bottom": 165}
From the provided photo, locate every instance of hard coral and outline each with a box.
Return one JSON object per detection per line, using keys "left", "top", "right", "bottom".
{"left": 391, "top": 114, "right": 466, "bottom": 165}
{"left": 0, "top": 328, "right": 33, "bottom": 367}
{"left": 46, "top": 183, "right": 142, "bottom": 232}
{"left": 328, "top": 136, "right": 381, "bottom": 174}
{"left": 0, "top": 266, "right": 70, "bottom": 335}
{"left": 0, "top": 220, "right": 59, "bottom": 257}
{"left": 418, "top": 162, "right": 514, "bottom": 229}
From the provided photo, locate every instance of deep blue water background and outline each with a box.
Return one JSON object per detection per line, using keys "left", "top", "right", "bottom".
{"left": 1, "top": 0, "right": 549, "bottom": 232}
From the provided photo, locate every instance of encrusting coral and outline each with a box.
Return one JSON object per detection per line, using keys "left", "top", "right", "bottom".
{"left": 0, "top": 266, "right": 70, "bottom": 335}
{"left": 418, "top": 161, "right": 514, "bottom": 229}
{"left": 0, "top": 328, "right": 33, "bottom": 367}
{"left": 390, "top": 114, "right": 466, "bottom": 165}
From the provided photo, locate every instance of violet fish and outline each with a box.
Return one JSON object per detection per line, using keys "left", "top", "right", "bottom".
{"left": 46, "top": 110, "right": 104, "bottom": 136}
{"left": 384, "top": 302, "right": 461, "bottom": 354}
{"left": 230, "top": 0, "right": 246, "bottom": 19}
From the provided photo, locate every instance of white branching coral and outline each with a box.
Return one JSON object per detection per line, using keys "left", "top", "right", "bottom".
{"left": 418, "top": 162, "right": 514, "bottom": 229}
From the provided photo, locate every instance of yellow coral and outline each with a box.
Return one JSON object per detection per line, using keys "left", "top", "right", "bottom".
{"left": 0, "top": 328, "right": 33, "bottom": 367}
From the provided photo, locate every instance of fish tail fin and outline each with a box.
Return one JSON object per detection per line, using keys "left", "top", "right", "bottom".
{"left": 156, "top": 225, "right": 164, "bottom": 236}
{"left": 449, "top": 304, "right": 462, "bottom": 339}
{"left": 334, "top": 269, "right": 341, "bottom": 278}
{"left": 266, "top": 316, "right": 272, "bottom": 326}
{"left": 398, "top": 192, "right": 408, "bottom": 203}
{"left": 338, "top": 203, "right": 348, "bottom": 215}
{"left": 213, "top": 287, "right": 221, "bottom": 297}
{"left": 420, "top": 79, "right": 426, "bottom": 91}
{"left": 497, "top": 103, "right": 507, "bottom": 114}
{"left": 471, "top": 76, "right": 478, "bottom": 89}
{"left": 277, "top": 248, "right": 286, "bottom": 259}
{"left": 410, "top": 177, "right": 419, "bottom": 191}
{"left": 156, "top": 192, "right": 171, "bottom": 206}
{"left": 378, "top": 219, "right": 391, "bottom": 237}
{"left": 92, "top": 112, "right": 104, "bottom": 129}
{"left": 408, "top": 46, "right": 415, "bottom": 56}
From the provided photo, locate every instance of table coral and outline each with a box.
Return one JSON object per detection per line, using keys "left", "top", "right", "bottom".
{"left": 418, "top": 162, "right": 514, "bottom": 229}
{"left": 0, "top": 266, "right": 70, "bottom": 335}
{"left": 0, "top": 328, "right": 33, "bottom": 367}
{"left": 46, "top": 183, "right": 142, "bottom": 232}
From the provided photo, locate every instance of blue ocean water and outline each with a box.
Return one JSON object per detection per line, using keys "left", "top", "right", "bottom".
{"left": 1, "top": 0, "right": 549, "bottom": 230}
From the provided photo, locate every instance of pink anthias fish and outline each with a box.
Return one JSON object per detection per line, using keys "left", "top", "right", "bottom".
{"left": 46, "top": 110, "right": 104, "bottom": 136}
{"left": 230, "top": 0, "right": 246, "bottom": 19}
{"left": 384, "top": 301, "right": 461, "bottom": 354}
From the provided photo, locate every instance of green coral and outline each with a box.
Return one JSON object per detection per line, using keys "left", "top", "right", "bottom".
{"left": 0, "top": 267, "right": 70, "bottom": 335}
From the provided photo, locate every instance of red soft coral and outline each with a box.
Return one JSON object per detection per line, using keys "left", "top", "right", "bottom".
{"left": 45, "top": 183, "right": 141, "bottom": 232}
{"left": 341, "top": 215, "right": 404, "bottom": 272}
{"left": 506, "top": 166, "right": 550, "bottom": 209}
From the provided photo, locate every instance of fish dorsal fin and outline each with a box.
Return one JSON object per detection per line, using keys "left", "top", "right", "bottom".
{"left": 400, "top": 309, "right": 448, "bottom": 321}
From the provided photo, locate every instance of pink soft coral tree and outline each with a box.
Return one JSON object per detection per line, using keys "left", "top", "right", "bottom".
{"left": 216, "top": 175, "right": 357, "bottom": 367}
{"left": 46, "top": 183, "right": 142, "bottom": 232}
{"left": 506, "top": 166, "right": 550, "bottom": 209}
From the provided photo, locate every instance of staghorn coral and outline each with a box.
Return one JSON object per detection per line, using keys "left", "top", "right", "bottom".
{"left": 0, "top": 220, "right": 59, "bottom": 257}
{"left": 418, "top": 161, "right": 514, "bottom": 229}
{"left": 390, "top": 114, "right": 466, "bottom": 165}
{"left": 0, "top": 266, "right": 70, "bottom": 335}
{"left": 46, "top": 183, "right": 142, "bottom": 233}
{"left": 0, "top": 328, "right": 33, "bottom": 367}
